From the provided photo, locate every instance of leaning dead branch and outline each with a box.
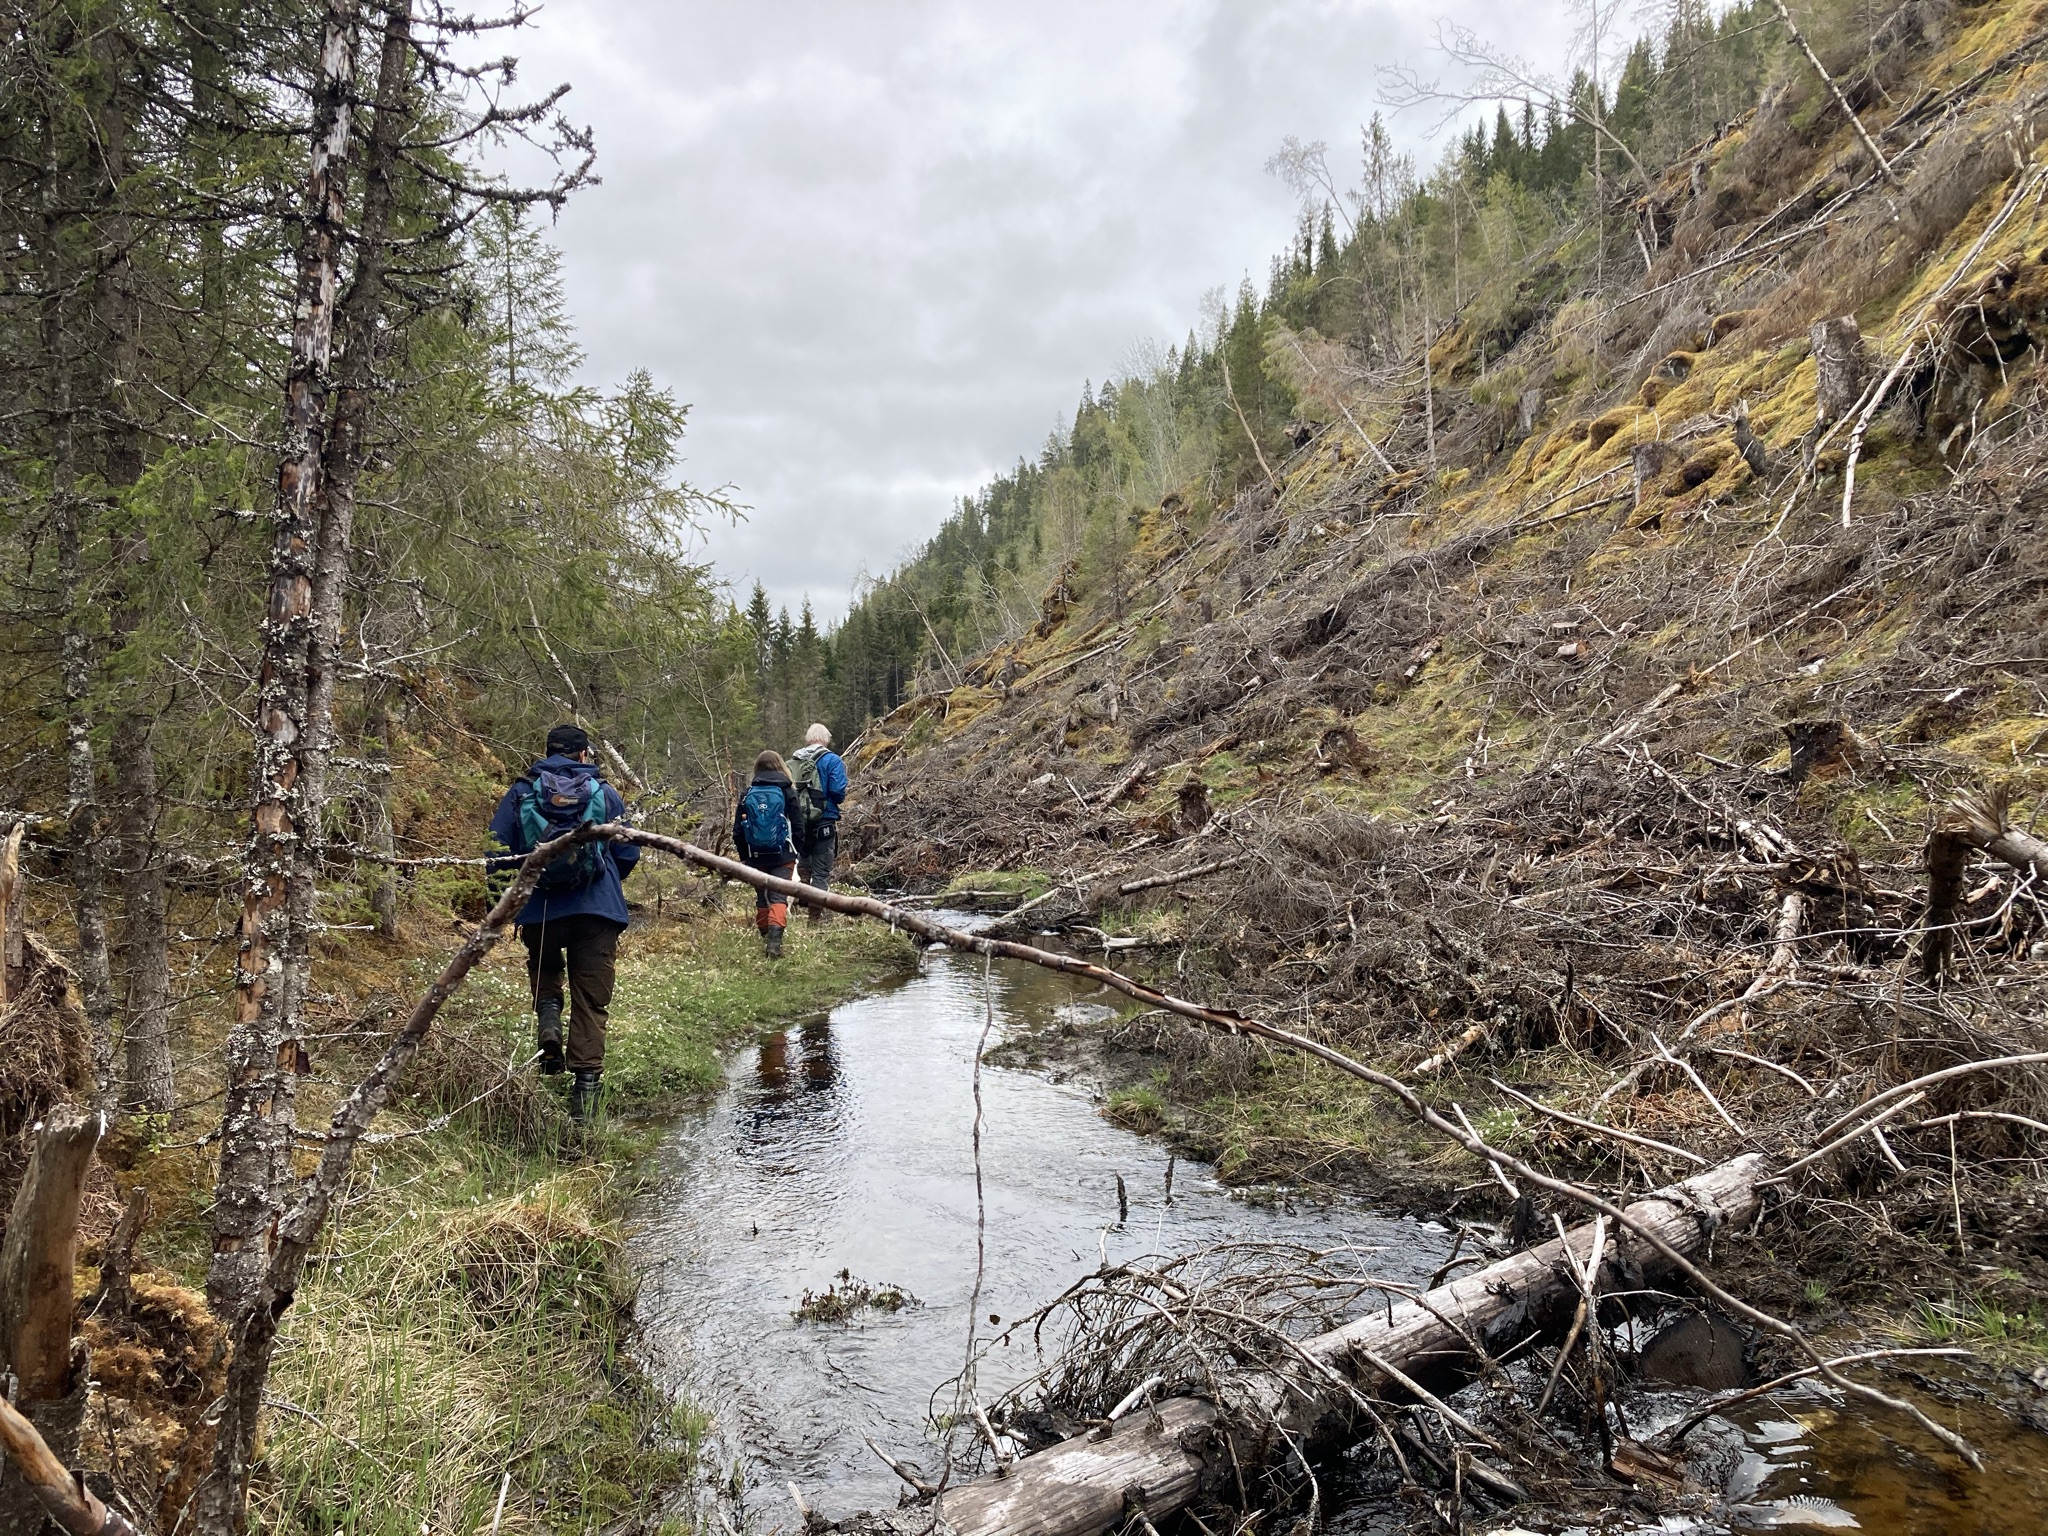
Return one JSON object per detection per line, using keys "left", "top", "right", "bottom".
{"left": 198, "top": 823, "right": 598, "bottom": 1521}
{"left": 1766, "top": 0, "right": 1896, "bottom": 184}
{"left": 0, "top": 1397, "right": 140, "bottom": 1536}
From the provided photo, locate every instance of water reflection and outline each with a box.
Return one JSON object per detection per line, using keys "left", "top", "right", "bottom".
{"left": 630, "top": 931, "right": 1436, "bottom": 1522}
{"left": 741, "top": 1019, "right": 845, "bottom": 1172}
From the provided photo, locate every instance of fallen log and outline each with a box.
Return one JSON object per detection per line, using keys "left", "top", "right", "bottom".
{"left": 864, "top": 1155, "right": 1766, "bottom": 1536}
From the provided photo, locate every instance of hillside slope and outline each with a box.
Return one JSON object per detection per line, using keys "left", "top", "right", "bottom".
{"left": 843, "top": 0, "right": 2048, "bottom": 1313}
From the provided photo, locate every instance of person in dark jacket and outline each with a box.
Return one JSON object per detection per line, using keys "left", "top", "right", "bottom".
{"left": 488, "top": 724, "right": 638, "bottom": 1123}
{"left": 733, "top": 749, "right": 803, "bottom": 958}
{"left": 788, "top": 722, "right": 848, "bottom": 921}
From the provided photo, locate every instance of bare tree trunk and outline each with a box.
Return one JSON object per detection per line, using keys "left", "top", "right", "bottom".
{"left": 202, "top": 10, "right": 418, "bottom": 1531}
{"left": 208, "top": 0, "right": 359, "bottom": 1340}
{"left": 304, "top": 0, "right": 411, "bottom": 954}
{"left": 364, "top": 681, "right": 400, "bottom": 938}
{"left": 92, "top": 16, "right": 177, "bottom": 1118}
{"left": 924, "top": 1158, "right": 1766, "bottom": 1536}
{"left": 38, "top": 119, "right": 119, "bottom": 1105}
{"left": 113, "top": 726, "right": 175, "bottom": 1113}
{"left": 0, "top": 1107, "right": 104, "bottom": 1533}
{"left": 0, "top": 827, "right": 22, "bottom": 1004}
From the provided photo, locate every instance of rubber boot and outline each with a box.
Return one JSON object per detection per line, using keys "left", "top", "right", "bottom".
{"left": 765, "top": 927, "right": 784, "bottom": 960}
{"left": 536, "top": 996, "right": 565, "bottom": 1076}
{"left": 568, "top": 1068, "right": 603, "bottom": 1126}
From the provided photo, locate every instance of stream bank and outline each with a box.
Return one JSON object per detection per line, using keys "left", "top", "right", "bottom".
{"left": 625, "top": 907, "right": 2048, "bottom": 1536}
{"left": 122, "top": 897, "right": 920, "bottom": 1536}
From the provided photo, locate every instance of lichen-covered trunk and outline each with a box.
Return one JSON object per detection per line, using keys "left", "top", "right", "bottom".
{"left": 206, "top": 0, "right": 359, "bottom": 1355}
{"left": 37, "top": 98, "right": 118, "bottom": 1101}
{"left": 200, "top": 7, "right": 416, "bottom": 1531}
{"left": 294, "top": 0, "right": 411, "bottom": 971}
{"left": 93, "top": 16, "right": 177, "bottom": 1119}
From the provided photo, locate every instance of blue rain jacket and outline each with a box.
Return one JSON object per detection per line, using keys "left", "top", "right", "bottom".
{"left": 487, "top": 756, "right": 638, "bottom": 928}
{"left": 792, "top": 745, "right": 848, "bottom": 822}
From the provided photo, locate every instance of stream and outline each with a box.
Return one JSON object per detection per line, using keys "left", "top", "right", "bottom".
{"left": 629, "top": 929, "right": 1440, "bottom": 1521}
{"left": 630, "top": 927, "right": 2048, "bottom": 1534}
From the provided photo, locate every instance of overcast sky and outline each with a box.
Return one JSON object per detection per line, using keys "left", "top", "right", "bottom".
{"left": 501, "top": 0, "right": 1568, "bottom": 622}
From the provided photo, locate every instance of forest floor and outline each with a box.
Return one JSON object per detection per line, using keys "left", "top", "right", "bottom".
{"left": 85, "top": 888, "right": 918, "bottom": 1536}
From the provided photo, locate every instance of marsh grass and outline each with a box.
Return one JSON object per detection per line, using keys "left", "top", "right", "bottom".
{"left": 248, "top": 896, "right": 917, "bottom": 1536}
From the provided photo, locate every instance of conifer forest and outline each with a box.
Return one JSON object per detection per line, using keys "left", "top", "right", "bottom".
{"left": 2, "top": 0, "right": 2048, "bottom": 1533}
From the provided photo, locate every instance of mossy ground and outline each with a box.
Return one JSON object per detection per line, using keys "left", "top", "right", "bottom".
{"left": 120, "top": 893, "right": 916, "bottom": 1536}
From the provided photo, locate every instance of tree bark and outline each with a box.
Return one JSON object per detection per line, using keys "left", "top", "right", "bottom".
{"left": 209, "top": 0, "right": 360, "bottom": 1342}
{"left": 927, "top": 1157, "right": 1766, "bottom": 1536}
{"left": 89, "top": 16, "right": 177, "bottom": 1119}
{"left": 0, "top": 1396, "right": 140, "bottom": 1536}
{"left": 113, "top": 724, "right": 175, "bottom": 1114}
{"left": 364, "top": 681, "right": 400, "bottom": 940}
{"left": 203, "top": 9, "right": 417, "bottom": 1529}
{"left": 0, "top": 1107, "right": 103, "bottom": 1535}
{"left": 301, "top": 0, "right": 411, "bottom": 958}
{"left": 0, "top": 826, "right": 22, "bottom": 1005}
{"left": 33, "top": 74, "right": 119, "bottom": 1098}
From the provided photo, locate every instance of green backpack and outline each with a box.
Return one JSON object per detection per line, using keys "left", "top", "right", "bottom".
{"left": 789, "top": 746, "right": 831, "bottom": 828}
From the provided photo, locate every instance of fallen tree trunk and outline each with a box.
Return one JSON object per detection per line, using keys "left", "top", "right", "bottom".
{"left": 920, "top": 1154, "right": 1764, "bottom": 1536}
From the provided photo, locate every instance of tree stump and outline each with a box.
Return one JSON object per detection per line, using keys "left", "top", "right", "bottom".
{"left": 1811, "top": 317, "right": 1872, "bottom": 428}
{"left": 0, "top": 1106, "right": 103, "bottom": 1534}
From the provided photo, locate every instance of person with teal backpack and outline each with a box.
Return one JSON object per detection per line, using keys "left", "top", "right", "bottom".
{"left": 732, "top": 749, "right": 805, "bottom": 958}
{"left": 788, "top": 723, "right": 848, "bottom": 920}
{"left": 487, "top": 724, "right": 637, "bottom": 1123}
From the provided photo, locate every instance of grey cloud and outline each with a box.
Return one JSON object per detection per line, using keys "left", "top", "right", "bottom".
{"left": 507, "top": 0, "right": 1567, "bottom": 618}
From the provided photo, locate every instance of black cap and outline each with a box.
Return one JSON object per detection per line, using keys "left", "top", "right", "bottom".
{"left": 546, "top": 723, "right": 590, "bottom": 756}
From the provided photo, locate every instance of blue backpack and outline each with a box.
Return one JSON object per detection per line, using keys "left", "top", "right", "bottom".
{"left": 739, "top": 782, "right": 792, "bottom": 857}
{"left": 516, "top": 766, "right": 612, "bottom": 894}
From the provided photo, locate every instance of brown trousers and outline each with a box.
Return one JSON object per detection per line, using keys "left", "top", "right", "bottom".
{"left": 522, "top": 913, "right": 620, "bottom": 1071}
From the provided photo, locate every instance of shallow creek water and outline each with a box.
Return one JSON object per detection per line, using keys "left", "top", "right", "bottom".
{"left": 629, "top": 932, "right": 1440, "bottom": 1520}
{"left": 630, "top": 930, "right": 2048, "bottom": 1533}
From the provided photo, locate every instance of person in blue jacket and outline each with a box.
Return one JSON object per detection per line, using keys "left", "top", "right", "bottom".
{"left": 788, "top": 722, "right": 848, "bottom": 920}
{"left": 488, "top": 724, "right": 638, "bottom": 1123}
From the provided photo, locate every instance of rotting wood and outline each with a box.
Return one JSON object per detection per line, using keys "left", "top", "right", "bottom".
{"left": 919, "top": 1158, "right": 1764, "bottom": 1536}
{"left": 90, "top": 1186, "right": 150, "bottom": 1322}
{"left": 0, "top": 1106, "right": 102, "bottom": 1399}
{"left": 1094, "top": 759, "right": 1150, "bottom": 810}
{"left": 0, "top": 1105, "right": 104, "bottom": 1534}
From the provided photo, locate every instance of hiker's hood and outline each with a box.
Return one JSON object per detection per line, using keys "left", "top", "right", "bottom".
{"left": 791, "top": 743, "right": 828, "bottom": 762}
{"left": 530, "top": 754, "right": 600, "bottom": 779}
{"left": 750, "top": 770, "right": 794, "bottom": 788}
